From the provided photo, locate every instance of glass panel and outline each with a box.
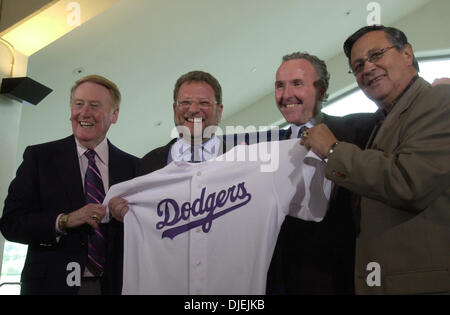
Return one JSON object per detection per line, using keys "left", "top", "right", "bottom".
{"left": 418, "top": 57, "right": 450, "bottom": 84}
{"left": 322, "top": 57, "right": 450, "bottom": 117}
{"left": 0, "top": 241, "right": 26, "bottom": 295}
{"left": 321, "top": 91, "right": 377, "bottom": 117}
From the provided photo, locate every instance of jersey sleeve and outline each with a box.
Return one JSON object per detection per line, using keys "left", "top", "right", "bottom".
{"left": 271, "top": 139, "right": 330, "bottom": 222}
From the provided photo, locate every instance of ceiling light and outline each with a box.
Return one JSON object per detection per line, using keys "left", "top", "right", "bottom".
{"left": 1, "top": 0, "right": 119, "bottom": 56}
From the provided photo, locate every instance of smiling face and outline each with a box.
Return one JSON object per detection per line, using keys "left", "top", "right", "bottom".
{"left": 350, "top": 30, "right": 417, "bottom": 106}
{"left": 275, "top": 59, "right": 321, "bottom": 126}
{"left": 70, "top": 82, "right": 118, "bottom": 149}
{"left": 173, "top": 81, "right": 223, "bottom": 142}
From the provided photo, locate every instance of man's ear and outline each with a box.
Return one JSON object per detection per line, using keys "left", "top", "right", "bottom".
{"left": 402, "top": 44, "right": 414, "bottom": 66}
{"left": 315, "top": 86, "right": 326, "bottom": 104}
{"left": 112, "top": 108, "right": 119, "bottom": 124}
{"left": 216, "top": 104, "right": 224, "bottom": 123}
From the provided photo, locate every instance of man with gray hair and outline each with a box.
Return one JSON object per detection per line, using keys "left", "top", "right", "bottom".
{"left": 0, "top": 75, "right": 138, "bottom": 294}
{"left": 266, "top": 51, "right": 375, "bottom": 294}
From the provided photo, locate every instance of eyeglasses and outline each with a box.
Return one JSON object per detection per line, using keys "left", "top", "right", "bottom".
{"left": 176, "top": 99, "right": 216, "bottom": 109}
{"left": 349, "top": 46, "right": 395, "bottom": 75}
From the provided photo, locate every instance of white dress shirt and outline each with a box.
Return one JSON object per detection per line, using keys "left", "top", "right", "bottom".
{"left": 56, "top": 137, "right": 110, "bottom": 233}
{"left": 75, "top": 138, "right": 109, "bottom": 192}
{"left": 290, "top": 119, "right": 332, "bottom": 199}
{"left": 168, "top": 135, "right": 222, "bottom": 163}
{"left": 56, "top": 137, "right": 110, "bottom": 277}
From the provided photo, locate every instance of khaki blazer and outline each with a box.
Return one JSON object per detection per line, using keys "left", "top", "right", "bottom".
{"left": 326, "top": 78, "right": 450, "bottom": 294}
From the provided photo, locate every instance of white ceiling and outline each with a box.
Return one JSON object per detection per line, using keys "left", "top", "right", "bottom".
{"left": 24, "top": 0, "right": 432, "bottom": 158}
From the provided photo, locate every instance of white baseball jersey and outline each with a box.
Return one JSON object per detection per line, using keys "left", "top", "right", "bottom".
{"left": 103, "top": 139, "right": 331, "bottom": 294}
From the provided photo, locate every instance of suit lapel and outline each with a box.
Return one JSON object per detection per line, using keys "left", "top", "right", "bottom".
{"left": 322, "top": 114, "right": 352, "bottom": 142}
{"left": 108, "top": 141, "right": 121, "bottom": 187}
{"left": 283, "top": 128, "right": 292, "bottom": 140}
{"left": 162, "top": 138, "right": 177, "bottom": 167}
{"left": 53, "top": 135, "right": 85, "bottom": 210}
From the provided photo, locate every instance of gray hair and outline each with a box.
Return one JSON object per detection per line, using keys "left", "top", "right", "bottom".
{"left": 281, "top": 52, "right": 330, "bottom": 113}
{"left": 71, "top": 74, "right": 121, "bottom": 110}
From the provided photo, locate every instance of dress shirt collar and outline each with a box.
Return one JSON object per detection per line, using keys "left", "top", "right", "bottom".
{"left": 383, "top": 75, "right": 418, "bottom": 114}
{"left": 170, "top": 135, "right": 221, "bottom": 163}
{"left": 75, "top": 137, "right": 109, "bottom": 166}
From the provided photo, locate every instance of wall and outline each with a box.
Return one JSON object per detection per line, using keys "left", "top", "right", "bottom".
{"left": 221, "top": 0, "right": 450, "bottom": 128}
{"left": 0, "top": 42, "right": 28, "bottom": 273}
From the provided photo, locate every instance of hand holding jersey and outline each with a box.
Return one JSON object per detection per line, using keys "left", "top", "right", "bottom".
{"left": 102, "top": 139, "right": 331, "bottom": 294}
{"left": 108, "top": 197, "right": 129, "bottom": 222}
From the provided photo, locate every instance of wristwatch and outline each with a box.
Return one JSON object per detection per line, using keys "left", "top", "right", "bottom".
{"left": 327, "top": 142, "right": 340, "bottom": 158}
{"left": 58, "top": 213, "right": 70, "bottom": 233}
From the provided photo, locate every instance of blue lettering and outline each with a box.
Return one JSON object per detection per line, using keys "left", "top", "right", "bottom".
{"left": 181, "top": 202, "right": 191, "bottom": 220}
{"left": 156, "top": 199, "right": 180, "bottom": 229}
{"left": 156, "top": 182, "right": 252, "bottom": 239}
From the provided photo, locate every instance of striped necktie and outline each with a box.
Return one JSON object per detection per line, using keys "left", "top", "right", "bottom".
{"left": 190, "top": 145, "right": 203, "bottom": 163}
{"left": 84, "top": 149, "right": 107, "bottom": 276}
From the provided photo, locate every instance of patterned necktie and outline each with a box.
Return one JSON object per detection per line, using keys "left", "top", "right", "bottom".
{"left": 297, "top": 125, "right": 309, "bottom": 138}
{"left": 84, "top": 149, "right": 107, "bottom": 276}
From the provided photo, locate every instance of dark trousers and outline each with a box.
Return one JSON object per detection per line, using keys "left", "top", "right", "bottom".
{"left": 78, "top": 277, "right": 102, "bottom": 295}
{"left": 266, "top": 216, "right": 356, "bottom": 295}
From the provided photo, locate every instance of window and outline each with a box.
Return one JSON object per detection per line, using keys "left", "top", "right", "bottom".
{"left": 322, "top": 56, "right": 450, "bottom": 116}
{"left": 0, "top": 242, "right": 26, "bottom": 294}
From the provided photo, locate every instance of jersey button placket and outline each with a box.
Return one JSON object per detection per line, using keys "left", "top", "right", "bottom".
{"left": 189, "top": 171, "right": 207, "bottom": 294}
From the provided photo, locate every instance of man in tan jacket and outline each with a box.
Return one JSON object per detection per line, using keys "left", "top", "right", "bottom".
{"left": 302, "top": 25, "right": 450, "bottom": 294}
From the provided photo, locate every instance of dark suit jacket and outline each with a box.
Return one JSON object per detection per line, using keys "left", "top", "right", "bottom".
{"left": 266, "top": 112, "right": 375, "bottom": 294}
{"left": 0, "top": 135, "right": 138, "bottom": 295}
{"left": 137, "top": 139, "right": 177, "bottom": 176}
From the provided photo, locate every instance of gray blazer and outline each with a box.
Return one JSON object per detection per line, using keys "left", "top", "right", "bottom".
{"left": 327, "top": 78, "right": 450, "bottom": 294}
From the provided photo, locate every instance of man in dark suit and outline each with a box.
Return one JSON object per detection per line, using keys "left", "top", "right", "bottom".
{"left": 110, "top": 70, "right": 229, "bottom": 220}
{"left": 266, "top": 52, "right": 375, "bottom": 294}
{"left": 0, "top": 75, "right": 138, "bottom": 295}
{"left": 304, "top": 26, "right": 450, "bottom": 294}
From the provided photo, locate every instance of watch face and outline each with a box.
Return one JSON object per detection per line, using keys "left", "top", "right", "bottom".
{"left": 60, "top": 214, "right": 69, "bottom": 224}
{"left": 328, "top": 142, "right": 339, "bottom": 157}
